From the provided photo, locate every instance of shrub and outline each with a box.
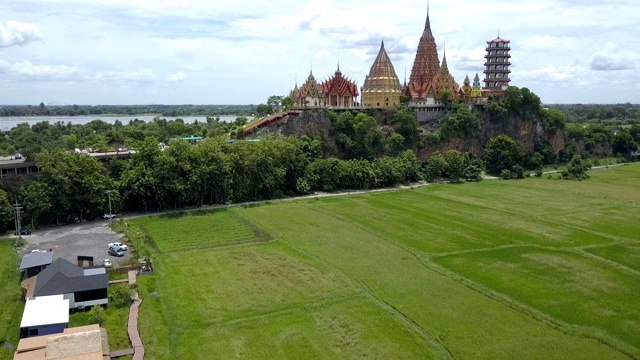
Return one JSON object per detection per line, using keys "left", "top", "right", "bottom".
{"left": 88, "top": 305, "right": 105, "bottom": 325}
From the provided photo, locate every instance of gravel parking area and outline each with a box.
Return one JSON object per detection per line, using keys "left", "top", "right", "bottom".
{"left": 18, "top": 219, "right": 133, "bottom": 267}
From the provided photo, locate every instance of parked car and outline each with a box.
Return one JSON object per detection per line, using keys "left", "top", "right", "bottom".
{"left": 108, "top": 247, "right": 124, "bottom": 257}
{"left": 102, "top": 259, "right": 113, "bottom": 268}
{"left": 108, "top": 242, "right": 128, "bottom": 251}
{"left": 103, "top": 213, "right": 117, "bottom": 219}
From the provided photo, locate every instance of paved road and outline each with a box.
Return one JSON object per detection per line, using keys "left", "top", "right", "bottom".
{"left": 18, "top": 219, "right": 131, "bottom": 266}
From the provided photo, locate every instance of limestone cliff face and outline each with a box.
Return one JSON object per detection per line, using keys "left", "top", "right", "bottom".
{"left": 419, "top": 114, "right": 566, "bottom": 161}
{"left": 480, "top": 115, "right": 565, "bottom": 154}
{"left": 281, "top": 109, "right": 333, "bottom": 137}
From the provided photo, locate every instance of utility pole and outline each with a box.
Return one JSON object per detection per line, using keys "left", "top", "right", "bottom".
{"left": 14, "top": 201, "right": 23, "bottom": 246}
{"left": 105, "top": 190, "right": 113, "bottom": 219}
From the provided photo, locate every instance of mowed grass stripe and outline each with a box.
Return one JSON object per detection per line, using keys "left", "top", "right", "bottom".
{"left": 435, "top": 246, "right": 640, "bottom": 355}
{"left": 164, "top": 297, "right": 437, "bottom": 360}
{"left": 242, "top": 202, "right": 627, "bottom": 360}
{"left": 136, "top": 241, "right": 439, "bottom": 359}
{"left": 134, "top": 208, "right": 258, "bottom": 252}
{"left": 586, "top": 242, "right": 640, "bottom": 273}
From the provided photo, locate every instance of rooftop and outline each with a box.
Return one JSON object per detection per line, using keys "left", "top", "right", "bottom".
{"left": 20, "top": 295, "right": 69, "bottom": 328}
{"left": 20, "top": 251, "right": 54, "bottom": 271}
{"left": 14, "top": 324, "right": 110, "bottom": 360}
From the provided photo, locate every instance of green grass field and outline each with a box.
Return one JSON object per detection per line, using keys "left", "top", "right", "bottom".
{"left": 0, "top": 239, "right": 25, "bottom": 359}
{"left": 123, "top": 164, "right": 640, "bottom": 359}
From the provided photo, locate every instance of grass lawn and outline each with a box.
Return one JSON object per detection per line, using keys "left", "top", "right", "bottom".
{"left": 0, "top": 239, "right": 24, "bottom": 359}
{"left": 69, "top": 283, "right": 132, "bottom": 351}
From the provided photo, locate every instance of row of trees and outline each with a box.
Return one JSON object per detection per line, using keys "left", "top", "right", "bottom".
{"left": 0, "top": 103, "right": 256, "bottom": 117}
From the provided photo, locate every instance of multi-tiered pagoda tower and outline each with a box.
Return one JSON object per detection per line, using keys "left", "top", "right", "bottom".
{"left": 483, "top": 37, "right": 511, "bottom": 90}
{"left": 361, "top": 41, "right": 403, "bottom": 108}
{"left": 405, "top": 11, "right": 441, "bottom": 100}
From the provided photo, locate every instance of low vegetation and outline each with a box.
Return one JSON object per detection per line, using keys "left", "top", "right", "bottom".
{"left": 116, "top": 164, "right": 640, "bottom": 359}
{"left": 0, "top": 239, "right": 24, "bottom": 359}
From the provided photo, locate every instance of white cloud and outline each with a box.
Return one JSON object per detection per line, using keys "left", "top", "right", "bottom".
{"left": 315, "top": 49, "right": 331, "bottom": 59}
{"left": 590, "top": 44, "right": 638, "bottom": 71}
{"left": 0, "top": 21, "right": 42, "bottom": 47}
{"left": 168, "top": 72, "right": 186, "bottom": 82}
{"left": 92, "top": 69, "right": 156, "bottom": 83}
{"left": 10, "top": 60, "right": 82, "bottom": 80}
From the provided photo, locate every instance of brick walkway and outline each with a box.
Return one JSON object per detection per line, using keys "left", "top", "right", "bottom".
{"left": 128, "top": 270, "right": 144, "bottom": 360}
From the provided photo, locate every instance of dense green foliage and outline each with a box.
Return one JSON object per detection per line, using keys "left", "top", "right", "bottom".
{"left": 483, "top": 134, "right": 526, "bottom": 175}
{"left": 119, "top": 165, "right": 640, "bottom": 359}
{"left": 0, "top": 117, "right": 237, "bottom": 158}
{"left": 0, "top": 103, "right": 256, "bottom": 117}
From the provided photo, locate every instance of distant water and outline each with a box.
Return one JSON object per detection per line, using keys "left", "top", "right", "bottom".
{"left": 0, "top": 115, "right": 238, "bottom": 131}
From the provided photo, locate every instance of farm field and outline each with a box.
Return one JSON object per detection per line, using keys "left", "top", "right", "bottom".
{"left": 125, "top": 164, "right": 640, "bottom": 359}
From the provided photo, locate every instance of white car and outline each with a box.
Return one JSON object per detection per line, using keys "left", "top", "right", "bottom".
{"left": 102, "top": 259, "right": 113, "bottom": 268}
{"left": 103, "top": 213, "right": 117, "bottom": 219}
{"left": 108, "top": 242, "right": 128, "bottom": 251}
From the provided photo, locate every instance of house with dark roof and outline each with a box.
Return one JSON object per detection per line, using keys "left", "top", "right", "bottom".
{"left": 19, "top": 251, "right": 53, "bottom": 278}
{"left": 34, "top": 258, "right": 108, "bottom": 311}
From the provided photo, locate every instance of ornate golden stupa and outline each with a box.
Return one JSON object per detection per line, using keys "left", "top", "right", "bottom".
{"left": 432, "top": 49, "right": 459, "bottom": 98}
{"left": 361, "top": 41, "right": 403, "bottom": 108}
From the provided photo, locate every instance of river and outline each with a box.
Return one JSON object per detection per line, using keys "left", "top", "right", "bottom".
{"left": 0, "top": 115, "right": 239, "bottom": 131}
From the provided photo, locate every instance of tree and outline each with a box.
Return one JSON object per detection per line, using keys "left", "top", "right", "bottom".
{"left": 267, "top": 95, "right": 284, "bottom": 113}
{"left": 439, "top": 104, "right": 482, "bottom": 139}
{"left": 392, "top": 112, "right": 420, "bottom": 149}
{"left": 612, "top": 130, "right": 638, "bottom": 156}
{"left": 19, "top": 181, "right": 52, "bottom": 229}
{"left": 444, "top": 150, "right": 466, "bottom": 182}
{"left": 0, "top": 190, "right": 14, "bottom": 232}
{"left": 423, "top": 152, "right": 446, "bottom": 182}
{"left": 256, "top": 104, "right": 272, "bottom": 117}
{"left": 484, "top": 134, "right": 526, "bottom": 175}
{"left": 282, "top": 96, "right": 294, "bottom": 110}
{"left": 464, "top": 158, "right": 484, "bottom": 182}
{"left": 562, "top": 155, "right": 590, "bottom": 180}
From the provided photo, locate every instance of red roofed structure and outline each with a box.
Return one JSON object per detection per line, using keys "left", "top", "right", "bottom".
{"left": 322, "top": 65, "right": 359, "bottom": 107}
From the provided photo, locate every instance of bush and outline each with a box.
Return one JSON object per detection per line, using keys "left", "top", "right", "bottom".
{"left": 88, "top": 305, "right": 105, "bottom": 325}
{"left": 500, "top": 169, "right": 512, "bottom": 179}
{"left": 109, "top": 285, "right": 132, "bottom": 308}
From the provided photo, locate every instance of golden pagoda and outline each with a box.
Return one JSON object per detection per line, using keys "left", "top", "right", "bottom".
{"left": 433, "top": 49, "right": 459, "bottom": 98}
{"left": 459, "top": 74, "right": 473, "bottom": 99}
{"left": 361, "top": 40, "right": 403, "bottom": 108}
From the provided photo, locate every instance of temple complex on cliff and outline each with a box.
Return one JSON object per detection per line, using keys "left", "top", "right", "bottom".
{"left": 361, "top": 41, "right": 403, "bottom": 108}
{"left": 287, "top": 7, "right": 511, "bottom": 122}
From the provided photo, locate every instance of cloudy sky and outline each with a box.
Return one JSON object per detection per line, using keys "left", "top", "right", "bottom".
{"left": 1, "top": 0, "right": 639, "bottom": 105}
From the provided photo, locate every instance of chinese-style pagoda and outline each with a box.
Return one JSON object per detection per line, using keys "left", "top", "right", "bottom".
{"left": 484, "top": 37, "right": 511, "bottom": 91}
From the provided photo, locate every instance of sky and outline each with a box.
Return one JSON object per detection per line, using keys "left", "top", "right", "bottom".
{"left": 1, "top": 0, "right": 639, "bottom": 105}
